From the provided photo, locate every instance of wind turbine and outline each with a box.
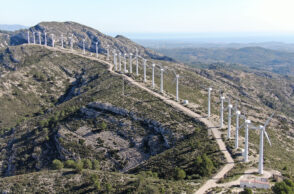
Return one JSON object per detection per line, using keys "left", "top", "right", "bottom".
{"left": 44, "top": 32, "right": 47, "bottom": 46}
{"left": 257, "top": 113, "right": 274, "bottom": 174}
{"left": 235, "top": 110, "right": 241, "bottom": 149}
{"left": 171, "top": 69, "right": 180, "bottom": 101}
{"left": 175, "top": 74, "right": 180, "bottom": 101}
{"left": 82, "top": 39, "right": 85, "bottom": 54}
{"left": 238, "top": 116, "right": 256, "bottom": 163}
{"left": 27, "top": 31, "right": 30, "bottom": 44}
{"left": 136, "top": 53, "right": 139, "bottom": 76}
{"left": 51, "top": 34, "right": 54, "bottom": 47}
{"left": 143, "top": 59, "right": 147, "bottom": 82}
{"left": 207, "top": 87, "right": 213, "bottom": 117}
{"left": 118, "top": 53, "right": 122, "bottom": 72}
{"left": 129, "top": 53, "right": 133, "bottom": 73}
{"left": 38, "top": 31, "right": 41, "bottom": 45}
{"left": 95, "top": 42, "right": 99, "bottom": 58}
{"left": 226, "top": 99, "right": 233, "bottom": 139}
{"left": 158, "top": 65, "right": 165, "bottom": 93}
{"left": 61, "top": 34, "right": 64, "bottom": 48}
{"left": 33, "top": 32, "right": 36, "bottom": 44}
{"left": 152, "top": 64, "right": 155, "bottom": 88}
{"left": 124, "top": 53, "right": 127, "bottom": 73}
{"left": 220, "top": 93, "right": 225, "bottom": 128}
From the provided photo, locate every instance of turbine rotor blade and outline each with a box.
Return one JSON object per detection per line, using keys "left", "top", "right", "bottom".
{"left": 264, "top": 112, "right": 275, "bottom": 128}
{"left": 264, "top": 130, "right": 272, "bottom": 146}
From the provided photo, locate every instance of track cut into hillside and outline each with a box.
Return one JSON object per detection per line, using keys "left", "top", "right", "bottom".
{"left": 36, "top": 44, "right": 235, "bottom": 194}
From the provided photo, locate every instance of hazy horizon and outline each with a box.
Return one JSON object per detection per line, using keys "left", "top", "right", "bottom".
{"left": 1, "top": 0, "right": 294, "bottom": 38}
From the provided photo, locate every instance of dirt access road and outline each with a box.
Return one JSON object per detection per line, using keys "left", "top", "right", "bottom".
{"left": 32, "top": 45, "right": 235, "bottom": 194}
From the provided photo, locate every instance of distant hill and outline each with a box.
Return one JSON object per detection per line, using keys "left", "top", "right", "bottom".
{"left": 155, "top": 46, "right": 294, "bottom": 75}
{"left": 0, "top": 21, "right": 174, "bottom": 62}
{"left": 0, "top": 24, "right": 27, "bottom": 31}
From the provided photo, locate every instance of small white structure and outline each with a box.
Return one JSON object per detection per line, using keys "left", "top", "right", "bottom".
{"left": 44, "top": 32, "right": 47, "bottom": 46}
{"left": 183, "top": 100, "right": 189, "bottom": 105}
{"left": 152, "top": 64, "right": 155, "bottom": 88}
{"left": 240, "top": 178, "right": 270, "bottom": 189}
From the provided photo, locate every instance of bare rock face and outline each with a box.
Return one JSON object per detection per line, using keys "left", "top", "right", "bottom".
{"left": 55, "top": 101, "right": 181, "bottom": 172}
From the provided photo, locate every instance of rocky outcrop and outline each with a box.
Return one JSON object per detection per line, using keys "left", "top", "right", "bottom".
{"left": 87, "top": 101, "right": 173, "bottom": 148}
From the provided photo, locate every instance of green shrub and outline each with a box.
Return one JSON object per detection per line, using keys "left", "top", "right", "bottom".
{"left": 90, "top": 174, "right": 101, "bottom": 190}
{"left": 92, "top": 159, "right": 100, "bottom": 170}
{"left": 240, "top": 188, "right": 253, "bottom": 194}
{"left": 105, "top": 183, "right": 113, "bottom": 193}
{"left": 195, "top": 154, "right": 215, "bottom": 176}
{"left": 52, "top": 159, "right": 63, "bottom": 170}
{"left": 101, "top": 121, "right": 107, "bottom": 130}
{"left": 74, "top": 160, "right": 83, "bottom": 173}
{"left": 83, "top": 159, "right": 92, "bottom": 169}
{"left": 79, "top": 139, "right": 85, "bottom": 145}
{"left": 175, "top": 167, "right": 186, "bottom": 180}
{"left": 64, "top": 160, "right": 76, "bottom": 169}
{"left": 272, "top": 179, "right": 294, "bottom": 194}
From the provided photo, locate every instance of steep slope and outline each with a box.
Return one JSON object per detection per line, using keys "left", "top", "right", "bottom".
{"left": 5, "top": 21, "right": 174, "bottom": 62}
{"left": 0, "top": 45, "right": 224, "bottom": 193}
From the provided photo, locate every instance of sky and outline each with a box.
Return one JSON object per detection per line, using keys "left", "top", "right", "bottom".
{"left": 1, "top": 0, "right": 294, "bottom": 41}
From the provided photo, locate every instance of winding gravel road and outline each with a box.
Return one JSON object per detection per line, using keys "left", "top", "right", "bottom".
{"left": 30, "top": 45, "right": 235, "bottom": 194}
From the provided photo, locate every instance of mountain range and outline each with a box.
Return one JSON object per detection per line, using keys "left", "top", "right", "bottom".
{"left": 0, "top": 21, "right": 293, "bottom": 193}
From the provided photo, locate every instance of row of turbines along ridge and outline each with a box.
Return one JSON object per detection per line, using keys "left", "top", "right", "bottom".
{"left": 108, "top": 44, "right": 275, "bottom": 176}
{"left": 26, "top": 30, "right": 274, "bottom": 175}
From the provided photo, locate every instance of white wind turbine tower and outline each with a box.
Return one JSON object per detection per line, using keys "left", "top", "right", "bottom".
{"left": 175, "top": 74, "right": 180, "bottom": 101}
{"left": 129, "top": 53, "right": 133, "bottom": 73}
{"left": 235, "top": 110, "right": 241, "bottom": 149}
{"left": 44, "top": 32, "right": 47, "bottom": 46}
{"left": 51, "top": 34, "right": 54, "bottom": 47}
{"left": 232, "top": 101, "right": 241, "bottom": 149}
{"left": 143, "top": 59, "right": 147, "bottom": 82}
{"left": 27, "top": 31, "right": 30, "bottom": 44}
{"left": 136, "top": 53, "right": 139, "bottom": 76}
{"left": 38, "top": 31, "right": 41, "bottom": 45}
{"left": 118, "top": 53, "right": 122, "bottom": 72}
{"left": 244, "top": 119, "right": 251, "bottom": 162}
{"left": 158, "top": 65, "right": 165, "bottom": 93}
{"left": 226, "top": 98, "right": 233, "bottom": 139}
{"left": 124, "top": 53, "right": 127, "bottom": 73}
{"left": 95, "top": 42, "right": 99, "bottom": 58}
{"left": 207, "top": 87, "right": 212, "bottom": 117}
{"left": 171, "top": 69, "right": 180, "bottom": 101}
{"left": 220, "top": 93, "right": 225, "bottom": 128}
{"left": 257, "top": 113, "right": 274, "bottom": 174}
{"left": 33, "top": 32, "right": 36, "bottom": 44}
{"left": 238, "top": 115, "right": 256, "bottom": 163}
{"left": 61, "top": 34, "right": 64, "bottom": 48}
{"left": 152, "top": 64, "right": 155, "bottom": 88}
{"left": 82, "top": 39, "right": 85, "bottom": 54}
